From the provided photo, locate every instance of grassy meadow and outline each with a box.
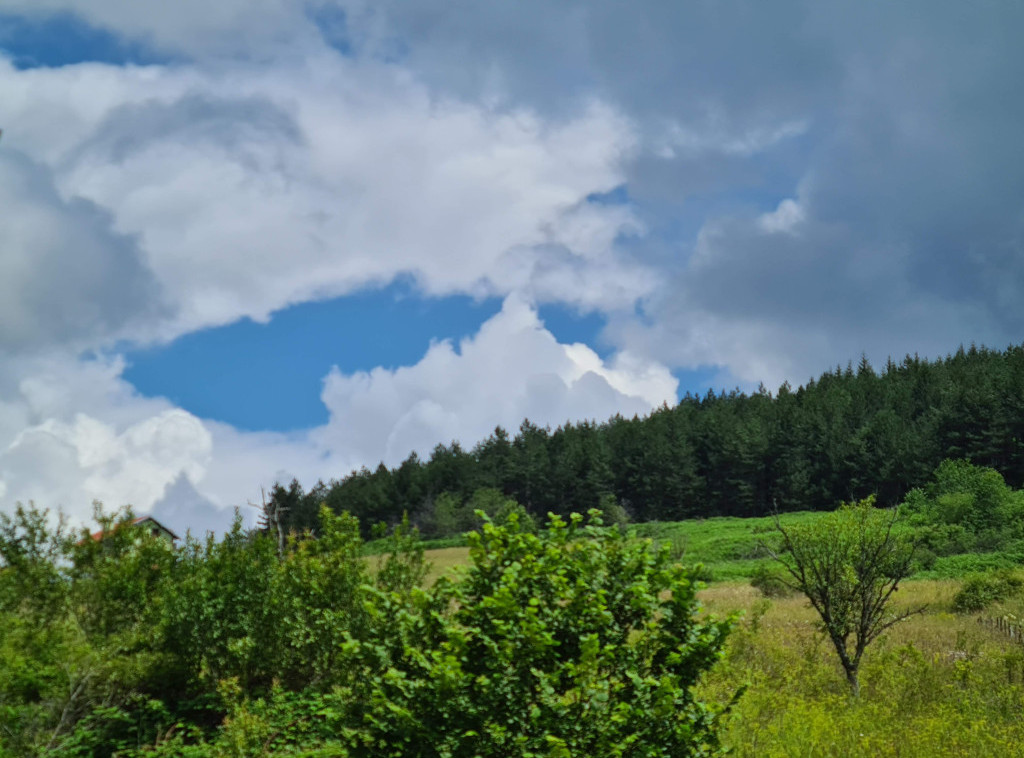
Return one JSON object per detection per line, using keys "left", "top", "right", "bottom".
{"left": 406, "top": 514, "right": 1024, "bottom": 756}
{"left": 389, "top": 511, "right": 820, "bottom": 583}
{"left": 702, "top": 580, "right": 1024, "bottom": 757}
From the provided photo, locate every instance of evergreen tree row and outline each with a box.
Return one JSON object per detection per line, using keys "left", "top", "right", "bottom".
{"left": 271, "top": 343, "right": 1024, "bottom": 536}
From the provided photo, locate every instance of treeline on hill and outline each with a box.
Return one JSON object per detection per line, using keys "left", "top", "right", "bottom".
{"left": 271, "top": 343, "right": 1024, "bottom": 538}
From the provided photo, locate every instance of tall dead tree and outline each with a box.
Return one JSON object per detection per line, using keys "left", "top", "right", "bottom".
{"left": 250, "top": 486, "right": 287, "bottom": 559}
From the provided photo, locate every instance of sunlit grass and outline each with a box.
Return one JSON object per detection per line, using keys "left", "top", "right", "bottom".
{"left": 422, "top": 546, "right": 471, "bottom": 583}
{"left": 412, "top": 522, "right": 1024, "bottom": 754}
{"left": 699, "top": 580, "right": 1024, "bottom": 757}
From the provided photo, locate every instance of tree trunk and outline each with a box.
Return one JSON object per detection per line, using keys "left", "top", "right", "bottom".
{"left": 844, "top": 665, "right": 861, "bottom": 697}
{"left": 828, "top": 634, "right": 861, "bottom": 697}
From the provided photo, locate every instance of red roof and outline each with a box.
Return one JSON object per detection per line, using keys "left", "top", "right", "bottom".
{"left": 88, "top": 515, "right": 179, "bottom": 542}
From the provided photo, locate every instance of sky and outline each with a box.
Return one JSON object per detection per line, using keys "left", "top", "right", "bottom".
{"left": 0, "top": 1, "right": 1021, "bottom": 535}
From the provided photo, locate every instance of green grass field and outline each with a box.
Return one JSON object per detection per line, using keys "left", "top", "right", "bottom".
{"left": 700, "top": 580, "right": 1024, "bottom": 756}
{"left": 406, "top": 509, "right": 1024, "bottom": 584}
{"left": 388, "top": 511, "right": 825, "bottom": 583}
{"left": 631, "top": 511, "right": 825, "bottom": 580}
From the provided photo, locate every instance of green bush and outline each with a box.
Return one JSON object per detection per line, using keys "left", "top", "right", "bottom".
{"left": 907, "top": 461, "right": 1024, "bottom": 544}
{"left": 342, "top": 510, "right": 739, "bottom": 757}
{"left": 661, "top": 531, "right": 689, "bottom": 561}
{"left": 686, "top": 562, "right": 716, "bottom": 584}
{"left": 749, "top": 564, "right": 795, "bottom": 598}
{"left": 910, "top": 546, "right": 938, "bottom": 573}
{"left": 952, "top": 571, "right": 1024, "bottom": 614}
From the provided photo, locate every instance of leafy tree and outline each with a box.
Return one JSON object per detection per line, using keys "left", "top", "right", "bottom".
{"left": 344, "top": 511, "right": 738, "bottom": 757}
{"left": 903, "top": 460, "right": 1024, "bottom": 553}
{"left": 0, "top": 503, "right": 71, "bottom": 622}
{"left": 421, "top": 488, "right": 520, "bottom": 538}
{"left": 767, "top": 497, "right": 922, "bottom": 696}
{"left": 424, "top": 491, "right": 467, "bottom": 538}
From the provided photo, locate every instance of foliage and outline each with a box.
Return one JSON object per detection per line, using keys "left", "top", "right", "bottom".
{"left": 420, "top": 488, "right": 528, "bottom": 539}
{"left": 904, "top": 460, "right": 1024, "bottom": 555}
{"left": 0, "top": 504, "right": 739, "bottom": 756}
{"left": 597, "top": 492, "right": 631, "bottom": 528}
{"left": 952, "top": 570, "right": 1024, "bottom": 614}
{"left": 0, "top": 503, "right": 72, "bottom": 622}
{"left": 768, "top": 497, "right": 922, "bottom": 695}
{"left": 749, "top": 564, "right": 795, "bottom": 598}
{"left": 342, "top": 511, "right": 738, "bottom": 757}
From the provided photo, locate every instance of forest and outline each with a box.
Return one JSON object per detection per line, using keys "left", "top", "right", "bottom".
{"left": 270, "top": 343, "right": 1024, "bottom": 537}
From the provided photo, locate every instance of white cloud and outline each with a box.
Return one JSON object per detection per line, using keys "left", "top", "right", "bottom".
{"left": 0, "top": 55, "right": 647, "bottom": 346}
{"left": 0, "top": 150, "right": 164, "bottom": 350}
{"left": 757, "top": 198, "right": 805, "bottom": 235}
{"left": 655, "top": 118, "right": 808, "bottom": 160}
{"left": 0, "top": 17, "right": 661, "bottom": 534}
{"left": 2, "top": 0, "right": 1021, "bottom": 536}
{"left": 314, "top": 296, "right": 676, "bottom": 466}
{"left": 0, "top": 354, "right": 215, "bottom": 525}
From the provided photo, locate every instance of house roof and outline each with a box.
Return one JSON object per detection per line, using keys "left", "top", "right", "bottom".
{"left": 88, "top": 515, "right": 180, "bottom": 542}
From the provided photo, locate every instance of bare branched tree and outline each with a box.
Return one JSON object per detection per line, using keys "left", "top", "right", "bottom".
{"left": 249, "top": 486, "right": 287, "bottom": 559}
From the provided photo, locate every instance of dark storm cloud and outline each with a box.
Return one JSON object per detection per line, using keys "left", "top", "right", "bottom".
{"left": 0, "top": 151, "right": 167, "bottom": 350}
{"left": 341, "top": 0, "right": 1024, "bottom": 382}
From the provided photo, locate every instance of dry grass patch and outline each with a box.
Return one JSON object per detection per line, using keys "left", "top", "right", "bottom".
{"left": 697, "top": 578, "right": 1024, "bottom": 757}
{"left": 422, "top": 546, "right": 471, "bottom": 584}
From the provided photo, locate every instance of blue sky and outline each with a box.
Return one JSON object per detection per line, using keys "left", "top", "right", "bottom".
{"left": 124, "top": 283, "right": 505, "bottom": 431}
{"left": 0, "top": 10, "right": 167, "bottom": 67}
{"left": 0, "top": 1, "right": 1020, "bottom": 534}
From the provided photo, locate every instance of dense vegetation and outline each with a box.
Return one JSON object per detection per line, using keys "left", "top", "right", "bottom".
{"left": 0, "top": 507, "right": 734, "bottom": 757}
{"left": 271, "top": 343, "right": 1024, "bottom": 537}
{"left": 6, "top": 460, "right": 1024, "bottom": 753}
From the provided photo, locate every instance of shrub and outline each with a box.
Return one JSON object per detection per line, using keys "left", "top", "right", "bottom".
{"left": 687, "top": 562, "right": 716, "bottom": 584}
{"left": 749, "top": 564, "right": 795, "bottom": 598}
{"left": 342, "top": 510, "right": 739, "bottom": 757}
{"left": 658, "top": 531, "right": 689, "bottom": 562}
{"left": 597, "top": 493, "right": 630, "bottom": 529}
{"left": 910, "top": 546, "right": 938, "bottom": 573}
{"left": 952, "top": 571, "right": 1024, "bottom": 614}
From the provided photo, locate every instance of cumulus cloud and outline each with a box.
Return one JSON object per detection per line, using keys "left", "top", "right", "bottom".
{"left": 0, "top": 350, "right": 332, "bottom": 532}
{"left": 0, "top": 10, "right": 660, "bottom": 533}
{"left": 329, "top": 0, "right": 1024, "bottom": 385}
{"left": 1, "top": 0, "right": 1022, "bottom": 533}
{"left": 0, "top": 354, "right": 215, "bottom": 523}
{"left": 1, "top": 409, "right": 210, "bottom": 511}
{"left": 0, "top": 54, "right": 646, "bottom": 345}
{"left": 150, "top": 474, "right": 245, "bottom": 540}
{"left": 608, "top": 7, "right": 1024, "bottom": 387}
{"left": 314, "top": 296, "right": 677, "bottom": 466}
